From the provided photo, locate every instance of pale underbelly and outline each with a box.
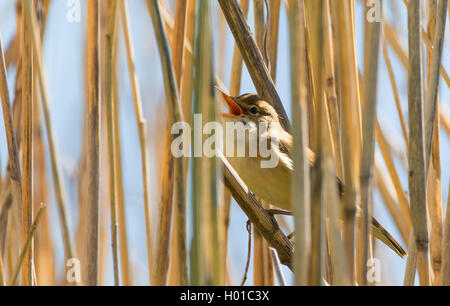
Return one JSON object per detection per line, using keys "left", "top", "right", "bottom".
{"left": 226, "top": 156, "right": 292, "bottom": 210}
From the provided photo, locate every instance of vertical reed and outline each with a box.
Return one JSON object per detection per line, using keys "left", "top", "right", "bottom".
{"left": 86, "top": 0, "right": 100, "bottom": 286}
{"left": 21, "top": 0, "right": 34, "bottom": 286}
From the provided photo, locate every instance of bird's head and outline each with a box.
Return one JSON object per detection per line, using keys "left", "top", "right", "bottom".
{"left": 217, "top": 88, "right": 280, "bottom": 126}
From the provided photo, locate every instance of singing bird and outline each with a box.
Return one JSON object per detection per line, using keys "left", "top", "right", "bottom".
{"left": 218, "top": 89, "right": 406, "bottom": 258}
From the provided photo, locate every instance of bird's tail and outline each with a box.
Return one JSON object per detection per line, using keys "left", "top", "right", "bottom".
{"left": 370, "top": 217, "right": 407, "bottom": 258}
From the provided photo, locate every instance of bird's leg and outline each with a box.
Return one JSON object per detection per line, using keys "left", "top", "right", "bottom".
{"left": 265, "top": 209, "right": 296, "bottom": 240}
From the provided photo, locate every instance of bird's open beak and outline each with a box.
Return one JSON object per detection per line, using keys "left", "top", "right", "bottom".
{"left": 216, "top": 87, "right": 243, "bottom": 118}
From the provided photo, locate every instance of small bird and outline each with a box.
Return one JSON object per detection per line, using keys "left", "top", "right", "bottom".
{"left": 218, "top": 89, "right": 407, "bottom": 258}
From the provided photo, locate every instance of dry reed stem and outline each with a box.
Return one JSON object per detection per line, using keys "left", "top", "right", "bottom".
{"left": 111, "top": 25, "right": 130, "bottom": 287}
{"left": 169, "top": 0, "right": 188, "bottom": 286}
{"left": 10, "top": 204, "right": 46, "bottom": 286}
{"left": 0, "top": 246, "right": 4, "bottom": 286}
{"left": 288, "top": 0, "right": 311, "bottom": 286}
{"left": 229, "top": 0, "right": 249, "bottom": 97}
{"left": 218, "top": 0, "right": 291, "bottom": 132}
{"left": 252, "top": 1, "right": 273, "bottom": 286}
{"left": 153, "top": 0, "right": 177, "bottom": 287}
{"left": 399, "top": 0, "right": 450, "bottom": 89}
{"left": 119, "top": 0, "right": 153, "bottom": 285}
{"left": 374, "top": 164, "right": 409, "bottom": 244}
{"left": 23, "top": 0, "right": 74, "bottom": 264}
{"left": 216, "top": 0, "right": 249, "bottom": 286}
{"left": 268, "top": 0, "right": 281, "bottom": 81}
{"left": 381, "top": 35, "right": 408, "bottom": 146}
{"left": 424, "top": 0, "right": 448, "bottom": 169}
{"left": 441, "top": 183, "right": 450, "bottom": 285}
{"left": 86, "top": 0, "right": 100, "bottom": 286}
{"left": 329, "top": 0, "right": 360, "bottom": 283}
{"left": 269, "top": 247, "right": 286, "bottom": 286}
{"left": 324, "top": 158, "right": 351, "bottom": 285}
{"left": 168, "top": 0, "right": 197, "bottom": 285}
{"left": 425, "top": 0, "right": 447, "bottom": 285}
{"left": 323, "top": 1, "right": 343, "bottom": 179}
{"left": 0, "top": 35, "right": 23, "bottom": 251}
{"left": 104, "top": 0, "right": 120, "bottom": 286}
{"left": 358, "top": 2, "right": 382, "bottom": 285}
{"left": 193, "top": 0, "right": 222, "bottom": 285}
{"left": 407, "top": 0, "right": 430, "bottom": 286}
{"left": 375, "top": 121, "right": 412, "bottom": 228}
{"left": 146, "top": 0, "right": 186, "bottom": 286}
{"left": 384, "top": 18, "right": 450, "bottom": 154}
{"left": 21, "top": 0, "right": 34, "bottom": 286}
{"left": 304, "top": 0, "right": 326, "bottom": 286}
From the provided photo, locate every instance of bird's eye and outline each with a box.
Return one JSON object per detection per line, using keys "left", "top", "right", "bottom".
{"left": 249, "top": 106, "right": 258, "bottom": 115}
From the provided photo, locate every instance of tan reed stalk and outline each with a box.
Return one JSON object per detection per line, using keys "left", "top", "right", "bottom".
{"left": 269, "top": 248, "right": 286, "bottom": 286}
{"left": 406, "top": 0, "right": 430, "bottom": 286}
{"left": 146, "top": 0, "right": 186, "bottom": 286}
{"left": 425, "top": 0, "right": 447, "bottom": 285}
{"left": 253, "top": 0, "right": 273, "bottom": 286}
{"left": 169, "top": 0, "right": 188, "bottom": 286}
{"left": 268, "top": 0, "right": 281, "bottom": 81}
{"left": 153, "top": 104, "right": 175, "bottom": 285}
{"left": 229, "top": 0, "right": 249, "bottom": 98}
{"left": 323, "top": 0, "right": 343, "bottom": 179}
{"left": 288, "top": 0, "right": 311, "bottom": 285}
{"left": 191, "top": 0, "right": 222, "bottom": 285}
{"left": 375, "top": 122, "right": 412, "bottom": 228}
{"left": 253, "top": 0, "right": 266, "bottom": 64}
{"left": 400, "top": 0, "right": 450, "bottom": 89}
{"left": 152, "top": 0, "right": 176, "bottom": 287}
{"left": 179, "top": 0, "right": 197, "bottom": 126}
{"left": 358, "top": 2, "right": 382, "bottom": 285}
{"left": 374, "top": 164, "right": 409, "bottom": 244}
{"left": 217, "top": 0, "right": 249, "bottom": 285}
{"left": 171, "top": 0, "right": 187, "bottom": 88}
{"left": 384, "top": 20, "right": 450, "bottom": 144}
{"left": 0, "top": 35, "right": 22, "bottom": 243}
{"left": 10, "top": 204, "right": 46, "bottom": 286}
{"left": 104, "top": 0, "right": 120, "bottom": 286}
{"left": 86, "top": 0, "right": 100, "bottom": 286}
{"left": 381, "top": 35, "right": 408, "bottom": 146}
{"left": 111, "top": 24, "right": 130, "bottom": 287}
{"left": 119, "top": 0, "right": 152, "bottom": 285}
{"left": 168, "top": 0, "right": 197, "bottom": 285}
{"left": 441, "top": 183, "right": 450, "bottom": 285}
{"left": 324, "top": 157, "right": 351, "bottom": 285}
{"left": 21, "top": 0, "right": 34, "bottom": 286}
{"left": 0, "top": 246, "right": 4, "bottom": 286}
{"left": 427, "top": 133, "right": 443, "bottom": 284}
{"left": 441, "top": 111, "right": 450, "bottom": 136}
{"left": 304, "top": 0, "right": 326, "bottom": 285}
{"left": 23, "top": 0, "right": 74, "bottom": 264}
{"left": 218, "top": 0, "right": 291, "bottom": 132}
{"left": 32, "top": 70, "right": 55, "bottom": 285}
{"left": 424, "top": 0, "right": 448, "bottom": 167}
{"left": 329, "top": 0, "right": 362, "bottom": 283}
